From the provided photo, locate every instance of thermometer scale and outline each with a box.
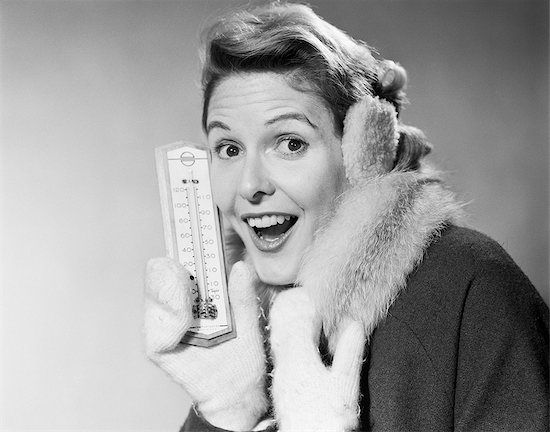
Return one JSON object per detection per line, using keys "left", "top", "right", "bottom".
{"left": 155, "top": 141, "right": 235, "bottom": 347}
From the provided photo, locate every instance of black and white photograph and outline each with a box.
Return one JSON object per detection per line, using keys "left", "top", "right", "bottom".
{"left": 1, "top": 1, "right": 548, "bottom": 431}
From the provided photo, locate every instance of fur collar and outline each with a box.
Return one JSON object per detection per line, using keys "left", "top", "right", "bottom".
{"left": 297, "top": 168, "right": 464, "bottom": 352}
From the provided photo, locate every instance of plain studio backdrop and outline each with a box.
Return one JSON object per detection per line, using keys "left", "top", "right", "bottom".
{"left": 1, "top": 0, "right": 548, "bottom": 430}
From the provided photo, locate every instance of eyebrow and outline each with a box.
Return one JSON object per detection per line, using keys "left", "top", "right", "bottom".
{"left": 265, "top": 112, "right": 318, "bottom": 129}
{"left": 206, "top": 120, "right": 231, "bottom": 135}
{"left": 206, "top": 112, "right": 318, "bottom": 135}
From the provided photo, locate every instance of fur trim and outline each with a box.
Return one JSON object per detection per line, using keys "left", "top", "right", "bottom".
{"left": 297, "top": 169, "right": 465, "bottom": 352}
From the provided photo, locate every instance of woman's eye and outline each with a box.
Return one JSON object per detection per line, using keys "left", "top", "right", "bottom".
{"left": 277, "top": 137, "right": 308, "bottom": 156}
{"left": 216, "top": 143, "right": 241, "bottom": 159}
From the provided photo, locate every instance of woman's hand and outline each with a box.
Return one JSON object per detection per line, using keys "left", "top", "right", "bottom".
{"left": 144, "top": 258, "right": 268, "bottom": 430}
{"left": 269, "top": 287, "right": 366, "bottom": 432}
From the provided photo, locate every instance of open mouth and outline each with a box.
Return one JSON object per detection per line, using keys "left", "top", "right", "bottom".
{"left": 244, "top": 214, "right": 298, "bottom": 251}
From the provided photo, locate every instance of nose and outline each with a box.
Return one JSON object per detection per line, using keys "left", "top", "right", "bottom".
{"left": 238, "top": 154, "right": 275, "bottom": 203}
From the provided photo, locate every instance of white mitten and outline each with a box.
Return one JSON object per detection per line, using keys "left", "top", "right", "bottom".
{"left": 144, "top": 258, "right": 268, "bottom": 430}
{"left": 269, "top": 287, "right": 366, "bottom": 432}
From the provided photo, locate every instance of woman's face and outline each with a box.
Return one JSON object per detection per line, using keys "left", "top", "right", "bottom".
{"left": 206, "top": 72, "right": 347, "bottom": 285}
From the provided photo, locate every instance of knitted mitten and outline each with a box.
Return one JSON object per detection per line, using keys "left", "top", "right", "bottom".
{"left": 269, "top": 287, "right": 366, "bottom": 432}
{"left": 144, "top": 258, "right": 268, "bottom": 430}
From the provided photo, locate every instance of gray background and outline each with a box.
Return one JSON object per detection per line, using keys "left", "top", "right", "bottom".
{"left": 1, "top": 0, "right": 548, "bottom": 430}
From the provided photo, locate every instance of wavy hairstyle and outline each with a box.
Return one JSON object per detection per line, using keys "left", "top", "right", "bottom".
{"left": 200, "top": 2, "right": 431, "bottom": 171}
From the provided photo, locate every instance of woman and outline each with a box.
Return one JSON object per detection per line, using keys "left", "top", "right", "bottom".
{"left": 144, "top": 2, "right": 549, "bottom": 431}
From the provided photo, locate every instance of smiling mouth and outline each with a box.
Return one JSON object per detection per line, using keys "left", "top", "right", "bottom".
{"left": 244, "top": 215, "right": 298, "bottom": 251}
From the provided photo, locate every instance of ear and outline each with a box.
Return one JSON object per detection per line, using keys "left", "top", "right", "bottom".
{"left": 341, "top": 96, "right": 399, "bottom": 185}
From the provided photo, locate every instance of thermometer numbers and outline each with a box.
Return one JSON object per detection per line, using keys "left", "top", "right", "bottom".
{"left": 173, "top": 190, "right": 199, "bottom": 299}
{"left": 171, "top": 174, "right": 223, "bottom": 318}
{"left": 158, "top": 142, "right": 234, "bottom": 345}
{"left": 192, "top": 188, "right": 221, "bottom": 302}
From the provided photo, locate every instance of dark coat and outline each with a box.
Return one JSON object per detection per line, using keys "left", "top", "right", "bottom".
{"left": 182, "top": 226, "right": 549, "bottom": 432}
{"left": 361, "top": 225, "right": 548, "bottom": 431}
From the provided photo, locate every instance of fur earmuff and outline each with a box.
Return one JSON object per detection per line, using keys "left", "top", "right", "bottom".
{"left": 341, "top": 96, "right": 399, "bottom": 184}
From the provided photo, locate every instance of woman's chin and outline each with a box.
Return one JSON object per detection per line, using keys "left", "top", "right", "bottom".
{"left": 254, "top": 264, "right": 298, "bottom": 287}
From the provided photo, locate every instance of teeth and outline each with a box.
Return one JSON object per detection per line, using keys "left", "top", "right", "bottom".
{"left": 246, "top": 215, "right": 293, "bottom": 228}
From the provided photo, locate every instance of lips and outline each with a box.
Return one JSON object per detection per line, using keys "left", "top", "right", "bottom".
{"left": 242, "top": 214, "right": 298, "bottom": 252}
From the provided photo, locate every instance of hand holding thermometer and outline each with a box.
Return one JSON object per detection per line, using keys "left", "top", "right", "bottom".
{"left": 155, "top": 141, "right": 235, "bottom": 347}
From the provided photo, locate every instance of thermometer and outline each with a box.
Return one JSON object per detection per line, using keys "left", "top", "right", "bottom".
{"left": 155, "top": 141, "right": 235, "bottom": 347}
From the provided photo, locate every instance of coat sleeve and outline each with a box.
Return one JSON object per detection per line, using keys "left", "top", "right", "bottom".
{"left": 180, "top": 407, "right": 277, "bottom": 432}
{"left": 179, "top": 407, "right": 229, "bottom": 432}
{"left": 453, "top": 251, "right": 549, "bottom": 432}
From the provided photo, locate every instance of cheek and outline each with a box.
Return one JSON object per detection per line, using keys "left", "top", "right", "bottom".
{"left": 310, "top": 155, "right": 346, "bottom": 200}
{"left": 210, "top": 163, "right": 236, "bottom": 216}
{"left": 322, "top": 159, "right": 346, "bottom": 193}
{"left": 288, "top": 156, "right": 346, "bottom": 216}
